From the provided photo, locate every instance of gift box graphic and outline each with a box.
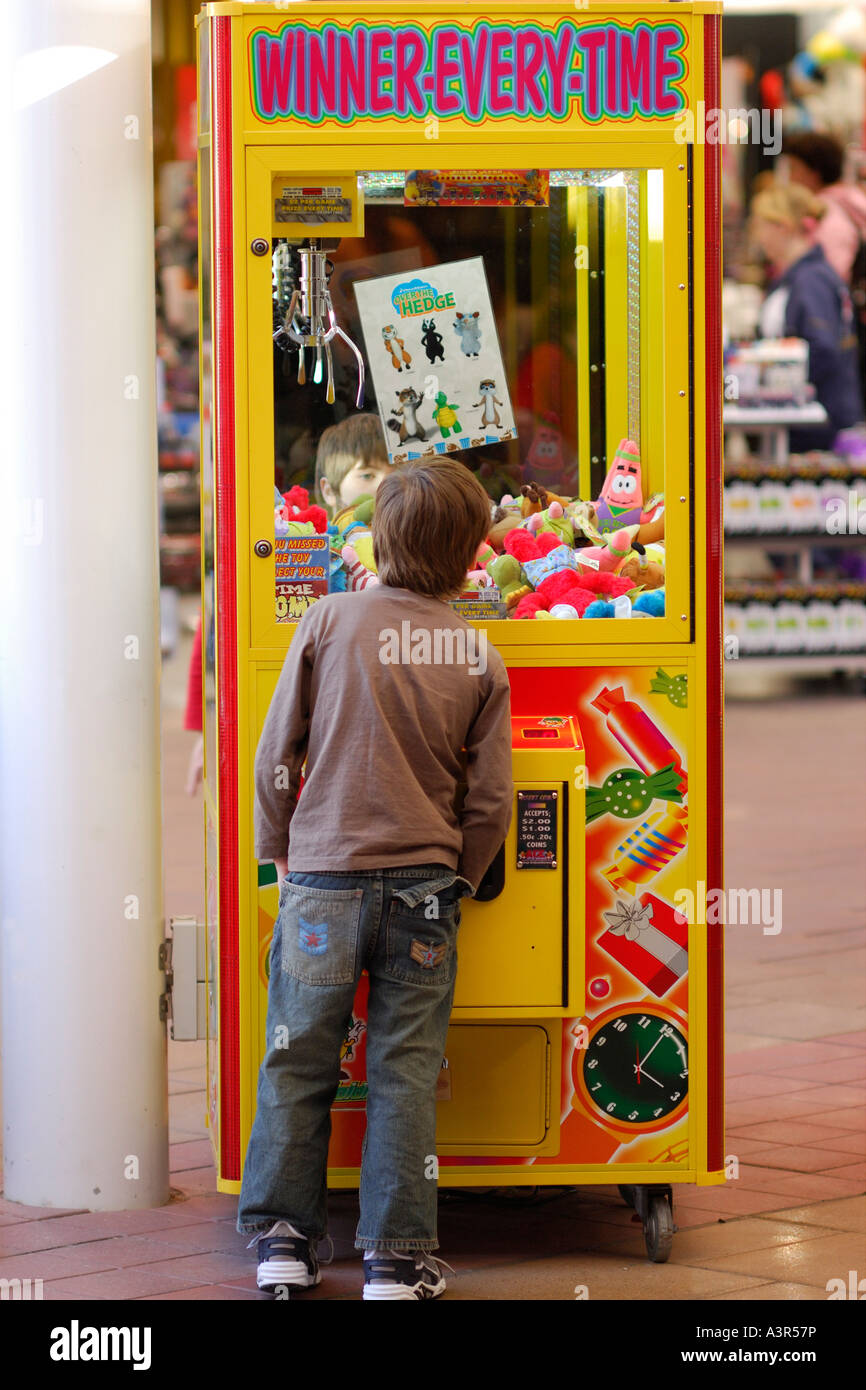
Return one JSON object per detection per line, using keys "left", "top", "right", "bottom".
{"left": 597, "top": 894, "right": 688, "bottom": 997}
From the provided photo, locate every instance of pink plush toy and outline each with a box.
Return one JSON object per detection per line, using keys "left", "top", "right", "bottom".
{"left": 467, "top": 539, "right": 498, "bottom": 585}
{"left": 575, "top": 525, "right": 640, "bottom": 575}
{"left": 594, "top": 439, "right": 644, "bottom": 534}
{"left": 341, "top": 545, "right": 379, "bottom": 590}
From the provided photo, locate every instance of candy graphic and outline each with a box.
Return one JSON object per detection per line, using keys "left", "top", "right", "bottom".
{"left": 585, "top": 763, "right": 684, "bottom": 824}
{"left": 597, "top": 894, "right": 688, "bottom": 996}
{"left": 650, "top": 668, "right": 688, "bottom": 708}
{"left": 602, "top": 806, "right": 688, "bottom": 895}
{"left": 591, "top": 686, "right": 687, "bottom": 793}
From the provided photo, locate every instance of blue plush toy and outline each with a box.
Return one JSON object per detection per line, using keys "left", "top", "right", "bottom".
{"left": 633, "top": 589, "right": 665, "bottom": 616}
{"left": 327, "top": 523, "right": 347, "bottom": 592}
{"left": 584, "top": 599, "right": 615, "bottom": 619}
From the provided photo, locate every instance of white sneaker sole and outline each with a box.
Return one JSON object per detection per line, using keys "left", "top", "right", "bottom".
{"left": 257, "top": 1258, "right": 321, "bottom": 1291}
{"left": 363, "top": 1276, "right": 446, "bottom": 1300}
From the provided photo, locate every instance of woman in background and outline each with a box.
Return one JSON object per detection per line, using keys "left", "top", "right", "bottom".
{"left": 750, "top": 181, "right": 864, "bottom": 451}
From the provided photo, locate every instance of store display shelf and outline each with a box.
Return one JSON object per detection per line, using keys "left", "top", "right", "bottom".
{"left": 724, "top": 403, "right": 828, "bottom": 428}
{"left": 724, "top": 460, "right": 866, "bottom": 479}
{"left": 726, "top": 653, "right": 866, "bottom": 671}
{"left": 724, "top": 531, "right": 866, "bottom": 544}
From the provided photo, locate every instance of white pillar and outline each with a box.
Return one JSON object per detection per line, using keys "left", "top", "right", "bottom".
{"left": 0, "top": 0, "right": 168, "bottom": 1208}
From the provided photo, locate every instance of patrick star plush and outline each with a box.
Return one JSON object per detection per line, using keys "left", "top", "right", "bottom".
{"left": 595, "top": 438, "right": 644, "bottom": 535}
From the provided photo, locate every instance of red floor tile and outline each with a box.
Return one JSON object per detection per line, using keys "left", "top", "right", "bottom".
{"left": 671, "top": 1187, "right": 798, "bottom": 1217}
{"left": 726, "top": 1119, "right": 859, "bottom": 1146}
{"left": 800, "top": 1107, "right": 866, "bottom": 1132}
{"left": 770, "top": 1058, "right": 866, "bottom": 1085}
{"left": 140, "top": 1284, "right": 264, "bottom": 1300}
{"left": 725, "top": 1073, "right": 822, "bottom": 1101}
{"left": 818, "top": 1032, "right": 866, "bottom": 1050}
{"left": 731, "top": 1042, "right": 865, "bottom": 1071}
{"left": 738, "top": 1173, "right": 866, "bottom": 1202}
{"left": 801, "top": 1132, "right": 865, "bottom": 1157}
{"left": 164, "top": 1195, "right": 238, "bottom": 1220}
{"left": 743, "top": 1144, "right": 861, "bottom": 1174}
{"left": 42, "top": 1266, "right": 203, "bottom": 1299}
{"left": 724, "top": 1094, "right": 840, "bottom": 1127}
{"left": 127, "top": 1251, "right": 254, "bottom": 1284}
{"left": 0, "top": 1198, "right": 86, "bottom": 1221}
{"left": 125, "top": 1221, "right": 250, "bottom": 1255}
{"left": 821, "top": 1161, "right": 866, "bottom": 1182}
{"left": 785, "top": 1083, "right": 866, "bottom": 1107}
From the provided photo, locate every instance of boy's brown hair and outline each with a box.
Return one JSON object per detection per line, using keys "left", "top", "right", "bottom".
{"left": 372, "top": 459, "right": 492, "bottom": 599}
{"left": 314, "top": 413, "right": 388, "bottom": 502}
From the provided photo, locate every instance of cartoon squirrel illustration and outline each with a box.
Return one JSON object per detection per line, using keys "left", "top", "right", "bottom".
{"left": 474, "top": 379, "right": 503, "bottom": 428}
{"left": 387, "top": 386, "right": 427, "bottom": 444}
{"left": 420, "top": 318, "right": 445, "bottom": 363}
{"left": 453, "top": 311, "right": 481, "bottom": 356}
{"left": 382, "top": 324, "right": 412, "bottom": 372}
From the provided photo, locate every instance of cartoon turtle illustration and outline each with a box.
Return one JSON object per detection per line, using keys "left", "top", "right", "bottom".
{"left": 433, "top": 391, "right": 463, "bottom": 438}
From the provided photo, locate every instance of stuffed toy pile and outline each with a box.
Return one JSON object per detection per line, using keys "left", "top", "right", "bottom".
{"left": 273, "top": 438, "right": 667, "bottom": 620}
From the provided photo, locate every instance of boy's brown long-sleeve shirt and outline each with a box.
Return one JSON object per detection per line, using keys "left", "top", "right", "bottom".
{"left": 254, "top": 585, "right": 513, "bottom": 894}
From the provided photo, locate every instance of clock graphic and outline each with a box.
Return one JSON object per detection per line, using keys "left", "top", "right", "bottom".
{"left": 574, "top": 1005, "right": 688, "bottom": 1135}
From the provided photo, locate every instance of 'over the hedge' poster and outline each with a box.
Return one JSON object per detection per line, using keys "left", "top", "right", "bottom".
{"left": 354, "top": 256, "right": 516, "bottom": 465}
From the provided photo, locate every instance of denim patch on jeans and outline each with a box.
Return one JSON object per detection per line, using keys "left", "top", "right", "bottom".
{"left": 236, "top": 864, "right": 465, "bottom": 1253}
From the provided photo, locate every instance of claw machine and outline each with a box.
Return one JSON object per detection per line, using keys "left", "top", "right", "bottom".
{"left": 196, "top": 0, "right": 725, "bottom": 1260}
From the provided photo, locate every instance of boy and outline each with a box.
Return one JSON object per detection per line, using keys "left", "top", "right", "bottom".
{"left": 238, "top": 458, "right": 513, "bottom": 1301}
{"left": 315, "top": 412, "right": 399, "bottom": 515}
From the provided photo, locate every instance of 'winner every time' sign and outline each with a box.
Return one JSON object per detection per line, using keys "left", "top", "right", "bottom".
{"left": 249, "top": 20, "right": 688, "bottom": 125}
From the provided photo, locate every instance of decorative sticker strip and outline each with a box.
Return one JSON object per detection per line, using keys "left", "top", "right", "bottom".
{"left": 404, "top": 169, "right": 549, "bottom": 207}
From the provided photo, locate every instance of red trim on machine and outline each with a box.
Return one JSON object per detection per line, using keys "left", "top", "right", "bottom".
{"left": 212, "top": 16, "right": 241, "bottom": 1181}
{"left": 703, "top": 12, "right": 725, "bottom": 1173}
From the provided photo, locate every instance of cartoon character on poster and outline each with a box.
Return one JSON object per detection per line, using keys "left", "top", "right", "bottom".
{"left": 474, "top": 379, "right": 504, "bottom": 430}
{"left": 421, "top": 319, "right": 444, "bottom": 363}
{"left": 354, "top": 256, "right": 517, "bottom": 463}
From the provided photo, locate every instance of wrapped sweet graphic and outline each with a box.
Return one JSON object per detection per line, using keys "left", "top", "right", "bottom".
{"left": 649, "top": 668, "right": 688, "bottom": 708}
{"left": 585, "top": 763, "right": 684, "bottom": 824}
{"left": 602, "top": 805, "right": 688, "bottom": 894}
{"left": 591, "top": 686, "right": 687, "bottom": 793}
{"left": 598, "top": 894, "right": 688, "bottom": 997}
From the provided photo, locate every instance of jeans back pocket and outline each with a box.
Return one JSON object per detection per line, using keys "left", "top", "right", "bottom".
{"left": 384, "top": 892, "right": 460, "bottom": 987}
{"left": 279, "top": 882, "right": 364, "bottom": 987}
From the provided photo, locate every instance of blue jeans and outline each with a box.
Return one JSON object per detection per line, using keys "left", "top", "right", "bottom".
{"left": 236, "top": 864, "right": 468, "bottom": 1253}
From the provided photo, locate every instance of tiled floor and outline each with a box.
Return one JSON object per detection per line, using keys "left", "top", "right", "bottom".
{"left": 1, "top": 624, "right": 864, "bottom": 1299}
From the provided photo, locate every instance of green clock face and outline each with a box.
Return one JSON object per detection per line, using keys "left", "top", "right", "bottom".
{"left": 582, "top": 1011, "right": 688, "bottom": 1125}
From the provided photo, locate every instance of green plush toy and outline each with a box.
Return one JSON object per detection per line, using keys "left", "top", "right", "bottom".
{"left": 535, "top": 509, "right": 574, "bottom": 546}
{"left": 333, "top": 494, "right": 377, "bottom": 572}
{"left": 488, "top": 554, "right": 531, "bottom": 609}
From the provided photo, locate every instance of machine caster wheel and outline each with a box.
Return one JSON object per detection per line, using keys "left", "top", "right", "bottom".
{"left": 644, "top": 1193, "right": 674, "bottom": 1262}
{"left": 618, "top": 1184, "right": 636, "bottom": 1209}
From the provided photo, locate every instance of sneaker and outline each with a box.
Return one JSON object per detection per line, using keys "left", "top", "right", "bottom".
{"left": 362, "top": 1251, "right": 453, "bottom": 1301}
{"left": 252, "top": 1221, "right": 322, "bottom": 1292}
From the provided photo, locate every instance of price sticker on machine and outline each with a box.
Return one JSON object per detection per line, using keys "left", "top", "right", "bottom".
{"left": 516, "top": 790, "right": 558, "bottom": 870}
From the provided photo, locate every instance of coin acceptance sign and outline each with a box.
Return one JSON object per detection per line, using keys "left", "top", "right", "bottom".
{"left": 516, "top": 790, "right": 558, "bottom": 870}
